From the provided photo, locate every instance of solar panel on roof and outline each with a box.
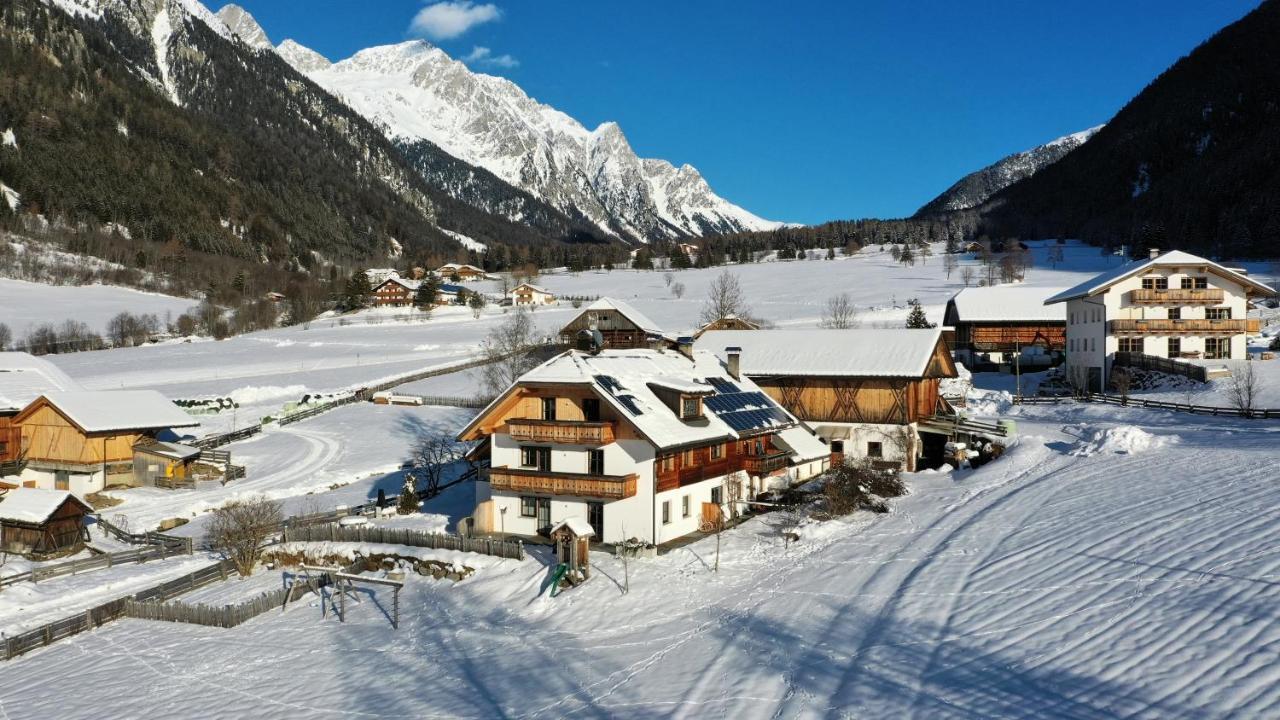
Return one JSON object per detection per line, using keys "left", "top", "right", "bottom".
{"left": 616, "top": 394, "right": 644, "bottom": 416}
{"left": 706, "top": 377, "right": 739, "bottom": 394}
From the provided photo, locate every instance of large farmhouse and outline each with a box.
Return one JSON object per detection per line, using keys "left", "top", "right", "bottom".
{"left": 558, "top": 298, "right": 670, "bottom": 350}
{"left": 458, "top": 344, "right": 830, "bottom": 546}
{"left": 509, "top": 283, "right": 557, "bottom": 306}
{"left": 436, "top": 263, "right": 487, "bottom": 282}
{"left": 944, "top": 286, "right": 1067, "bottom": 371}
{"left": 699, "top": 329, "right": 960, "bottom": 471}
{"left": 1045, "top": 250, "right": 1274, "bottom": 391}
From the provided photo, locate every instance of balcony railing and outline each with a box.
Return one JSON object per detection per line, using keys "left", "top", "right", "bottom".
{"left": 743, "top": 451, "right": 790, "bottom": 475}
{"left": 1110, "top": 319, "right": 1248, "bottom": 334}
{"left": 506, "top": 419, "right": 615, "bottom": 445}
{"left": 489, "top": 466, "right": 637, "bottom": 500}
{"left": 1129, "top": 288, "right": 1224, "bottom": 304}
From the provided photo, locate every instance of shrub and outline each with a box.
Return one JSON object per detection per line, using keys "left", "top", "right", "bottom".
{"left": 820, "top": 461, "right": 901, "bottom": 516}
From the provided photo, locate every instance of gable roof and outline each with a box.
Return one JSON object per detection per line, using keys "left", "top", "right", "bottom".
{"left": 373, "top": 276, "right": 420, "bottom": 292}
{"left": 581, "top": 297, "right": 665, "bottom": 336}
{"left": 512, "top": 283, "right": 553, "bottom": 295}
{"left": 0, "top": 352, "right": 83, "bottom": 412}
{"left": 549, "top": 517, "right": 595, "bottom": 538}
{"left": 947, "top": 286, "right": 1068, "bottom": 323}
{"left": 20, "top": 391, "right": 199, "bottom": 433}
{"left": 0, "top": 488, "right": 91, "bottom": 524}
{"left": 1045, "top": 250, "right": 1277, "bottom": 304}
{"left": 460, "top": 348, "right": 800, "bottom": 451}
{"left": 698, "top": 328, "right": 955, "bottom": 379}
{"left": 437, "top": 263, "right": 484, "bottom": 273}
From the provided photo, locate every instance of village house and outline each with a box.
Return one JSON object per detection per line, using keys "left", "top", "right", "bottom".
{"left": 1045, "top": 249, "right": 1274, "bottom": 392}
{"left": 509, "top": 282, "right": 557, "bottom": 307}
{"left": 371, "top": 276, "right": 419, "bottom": 307}
{"left": 692, "top": 314, "right": 761, "bottom": 339}
{"left": 943, "top": 285, "right": 1068, "bottom": 371}
{"left": 435, "top": 263, "right": 487, "bottom": 282}
{"left": 698, "top": 329, "right": 963, "bottom": 471}
{"left": 458, "top": 342, "right": 830, "bottom": 546}
{"left": 558, "top": 297, "right": 671, "bottom": 350}
{"left": 0, "top": 487, "right": 92, "bottom": 556}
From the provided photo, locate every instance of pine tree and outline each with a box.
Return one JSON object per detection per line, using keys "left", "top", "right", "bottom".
{"left": 397, "top": 474, "right": 420, "bottom": 515}
{"left": 345, "top": 269, "right": 372, "bottom": 310}
{"left": 415, "top": 275, "right": 439, "bottom": 310}
{"left": 905, "top": 298, "right": 935, "bottom": 329}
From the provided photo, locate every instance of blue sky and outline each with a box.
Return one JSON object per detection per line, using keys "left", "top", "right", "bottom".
{"left": 232, "top": 0, "right": 1260, "bottom": 224}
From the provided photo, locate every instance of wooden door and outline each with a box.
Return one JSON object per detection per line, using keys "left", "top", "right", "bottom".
{"left": 701, "top": 502, "right": 722, "bottom": 531}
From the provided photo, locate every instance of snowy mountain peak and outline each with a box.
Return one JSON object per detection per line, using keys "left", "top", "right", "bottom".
{"left": 275, "top": 39, "right": 330, "bottom": 73}
{"left": 215, "top": 4, "right": 271, "bottom": 51}
{"left": 339, "top": 40, "right": 441, "bottom": 75}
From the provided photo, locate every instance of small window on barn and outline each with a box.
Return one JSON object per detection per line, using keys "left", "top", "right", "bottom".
{"left": 867, "top": 442, "right": 883, "bottom": 458}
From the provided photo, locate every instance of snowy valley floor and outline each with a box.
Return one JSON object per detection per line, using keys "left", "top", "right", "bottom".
{"left": 1, "top": 401, "right": 1278, "bottom": 718}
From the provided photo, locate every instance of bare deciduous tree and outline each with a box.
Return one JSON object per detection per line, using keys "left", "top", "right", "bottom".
{"left": 820, "top": 293, "right": 859, "bottom": 329}
{"left": 699, "top": 270, "right": 751, "bottom": 325}
{"left": 960, "top": 265, "right": 975, "bottom": 287}
{"left": 1227, "top": 361, "right": 1264, "bottom": 414}
{"left": 0, "top": 323, "right": 10, "bottom": 351}
{"left": 943, "top": 253, "right": 959, "bottom": 280}
{"left": 410, "top": 431, "right": 468, "bottom": 499}
{"left": 479, "top": 310, "right": 540, "bottom": 398}
{"left": 208, "top": 496, "right": 283, "bottom": 576}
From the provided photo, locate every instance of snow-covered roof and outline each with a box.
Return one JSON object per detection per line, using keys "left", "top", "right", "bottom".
{"left": 31, "top": 391, "right": 199, "bottom": 433}
{"left": 773, "top": 426, "right": 830, "bottom": 463}
{"left": 583, "top": 297, "right": 665, "bottom": 336}
{"left": 467, "top": 348, "right": 800, "bottom": 450}
{"left": 134, "top": 440, "right": 201, "bottom": 461}
{"left": 511, "top": 283, "right": 553, "bottom": 295}
{"left": 0, "top": 352, "right": 83, "bottom": 412}
{"left": 364, "top": 268, "right": 401, "bottom": 286}
{"left": 698, "top": 329, "right": 951, "bottom": 378}
{"left": 1045, "top": 250, "right": 1278, "bottom": 304}
{"left": 438, "top": 263, "right": 484, "bottom": 273}
{"left": 948, "top": 286, "right": 1068, "bottom": 322}
{"left": 374, "top": 276, "right": 420, "bottom": 291}
{"left": 0, "top": 488, "right": 90, "bottom": 525}
{"left": 549, "top": 517, "right": 595, "bottom": 538}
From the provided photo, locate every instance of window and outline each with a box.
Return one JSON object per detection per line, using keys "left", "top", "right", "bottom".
{"left": 520, "top": 446, "right": 551, "bottom": 471}
{"left": 1167, "top": 307, "right": 1181, "bottom": 320}
{"left": 867, "top": 441, "right": 883, "bottom": 458}
{"left": 1206, "top": 338, "right": 1230, "bottom": 360}
{"left": 1069, "top": 312, "right": 1074, "bottom": 324}
{"left": 662, "top": 500, "right": 671, "bottom": 524}
{"left": 1118, "top": 338, "right": 1142, "bottom": 353}
{"left": 54, "top": 470, "right": 69, "bottom": 491}
{"left": 1181, "top": 277, "right": 1208, "bottom": 289}
{"left": 541, "top": 397, "right": 557, "bottom": 421}
{"left": 710, "top": 443, "right": 723, "bottom": 461}
{"left": 681, "top": 397, "right": 701, "bottom": 419}
{"left": 682, "top": 449, "right": 696, "bottom": 467}
{"left": 711, "top": 486, "right": 722, "bottom": 505}
{"left": 520, "top": 496, "right": 537, "bottom": 517}
{"left": 682, "top": 495, "right": 690, "bottom": 518}
{"left": 830, "top": 440, "right": 844, "bottom": 454}
{"left": 582, "top": 398, "right": 601, "bottom": 422}
{"left": 1207, "top": 308, "right": 1232, "bottom": 320}
{"left": 1167, "top": 338, "right": 1181, "bottom": 357}
{"left": 588, "top": 449, "right": 605, "bottom": 475}
{"left": 1090, "top": 338, "right": 1095, "bottom": 352}
{"left": 659, "top": 454, "right": 676, "bottom": 473}
{"left": 1141, "top": 276, "right": 1168, "bottom": 290}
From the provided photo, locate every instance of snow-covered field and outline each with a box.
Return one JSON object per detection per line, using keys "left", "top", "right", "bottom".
{"left": 2, "top": 240, "right": 1279, "bottom": 717}
{"left": 0, "top": 277, "right": 197, "bottom": 336}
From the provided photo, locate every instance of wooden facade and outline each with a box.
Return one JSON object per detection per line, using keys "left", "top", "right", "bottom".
{"left": 752, "top": 377, "right": 941, "bottom": 425}
{"left": 558, "top": 309, "right": 655, "bottom": 349}
{"left": 654, "top": 435, "right": 786, "bottom": 493}
{"left": 693, "top": 316, "right": 760, "bottom": 338}
{"left": 943, "top": 302, "right": 1066, "bottom": 355}
{"left": 371, "top": 278, "right": 416, "bottom": 307}
{"left": 0, "top": 494, "right": 91, "bottom": 556}
{"left": 437, "top": 264, "right": 486, "bottom": 281}
{"left": 13, "top": 400, "right": 143, "bottom": 471}
{"left": 469, "top": 386, "right": 644, "bottom": 442}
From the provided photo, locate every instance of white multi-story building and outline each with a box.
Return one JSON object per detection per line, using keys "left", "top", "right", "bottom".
{"left": 1046, "top": 250, "right": 1274, "bottom": 391}
{"left": 458, "top": 345, "right": 830, "bottom": 546}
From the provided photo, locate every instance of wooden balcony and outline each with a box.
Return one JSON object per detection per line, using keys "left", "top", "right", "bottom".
{"left": 1110, "top": 319, "right": 1249, "bottom": 335}
{"left": 489, "top": 466, "right": 637, "bottom": 500}
{"left": 506, "top": 419, "right": 615, "bottom": 445}
{"left": 1129, "top": 288, "right": 1224, "bottom": 304}
{"left": 1247, "top": 318, "right": 1262, "bottom": 333}
{"left": 743, "top": 451, "right": 790, "bottom": 475}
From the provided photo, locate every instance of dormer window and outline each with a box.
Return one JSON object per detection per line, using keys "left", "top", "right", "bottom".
{"left": 681, "top": 396, "right": 702, "bottom": 419}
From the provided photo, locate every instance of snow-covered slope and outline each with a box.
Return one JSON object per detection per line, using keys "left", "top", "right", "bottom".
{"left": 213, "top": 3, "right": 271, "bottom": 51}
{"left": 258, "top": 32, "right": 780, "bottom": 242}
{"left": 917, "top": 125, "right": 1103, "bottom": 215}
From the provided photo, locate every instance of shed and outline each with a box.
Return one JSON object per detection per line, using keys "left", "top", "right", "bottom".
{"left": 0, "top": 488, "right": 92, "bottom": 556}
{"left": 132, "top": 441, "right": 202, "bottom": 487}
{"left": 550, "top": 517, "right": 594, "bottom": 580}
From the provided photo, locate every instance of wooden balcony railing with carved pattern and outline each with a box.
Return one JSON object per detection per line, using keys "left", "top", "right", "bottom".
{"left": 506, "top": 419, "right": 615, "bottom": 445}
{"left": 489, "top": 467, "right": 637, "bottom": 500}
{"left": 1110, "top": 319, "right": 1248, "bottom": 334}
{"left": 1128, "top": 288, "right": 1224, "bottom": 304}
{"left": 742, "top": 451, "right": 790, "bottom": 475}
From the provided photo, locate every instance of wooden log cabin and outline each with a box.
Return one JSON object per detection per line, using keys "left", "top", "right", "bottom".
{"left": 943, "top": 286, "right": 1068, "bottom": 371}
{"left": 458, "top": 345, "right": 830, "bottom": 546}
{"left": 11, "top": 391, "right": 199, "bottom": 494}
{"left": 0, "top": 487, "right": 92, "bottom": 556}
{"left": 558, "top": 297, "right": 672, "bottom": 350}
{"left": 698, "top": 329, "right": 959, "bottom": 471}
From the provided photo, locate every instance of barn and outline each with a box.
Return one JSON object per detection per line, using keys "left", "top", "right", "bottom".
{"left": 943, "top": 286, "right": 1068, "bottom": 371}
{"left": 0, "top": 487, "right": 92, "bottom": 556}
{"left": 558, "top": 297, "right": 670, "bottom": 349}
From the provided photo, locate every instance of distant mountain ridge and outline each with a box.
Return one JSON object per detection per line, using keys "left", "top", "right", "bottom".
{"left": 915, "top": 126, "right": 1102, "bottom": 216}
{"left": 216, "top": 5, "right": 782, "bottom": 244}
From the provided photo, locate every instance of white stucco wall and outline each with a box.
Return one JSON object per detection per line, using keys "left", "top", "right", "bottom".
{"left": 18, "top": 467, "right": 105, "bottom": 495}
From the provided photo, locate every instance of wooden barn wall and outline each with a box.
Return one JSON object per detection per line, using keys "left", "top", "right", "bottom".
{"left": 17, "top": 404, "right": 143, "bottom": 466}
{"left": 753, "top": 377, "right": 941, "bottom": 424}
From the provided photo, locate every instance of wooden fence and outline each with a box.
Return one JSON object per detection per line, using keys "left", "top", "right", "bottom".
{"left": 193, "top": 425, "right": 261, "bottom": 450}
{"left": 1, "top": 559, "right": 235, "bottom": 661}
{"left": 410, "top": 395, "right": 491, "bottom": 409}
{"left": 1112, "top": 352, "right": 1209, "bottom": 382}
{"left": 0, "top": 523, "right": 194, "bottom": 590}
{"left": 282, "top": 525, "right": 525, "bottom": 561}
{"left": 124, "top": 575, "right": 323, "bottom": 629}
{"left": 1013, "top": 393, "right": 1280, "bottom": 419}
{"left": 94, "top": 515, "right": 192, "bottom": 551}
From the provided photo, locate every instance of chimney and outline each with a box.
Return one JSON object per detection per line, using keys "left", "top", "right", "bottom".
{"left": 725, "top": 346, "right": 741, "bottom": 380}
{"left": 676, "top": 336, "right": 694, "bottom": 360}
{"left": 1149, "top": 247, "right": 1161, "bottom": 260}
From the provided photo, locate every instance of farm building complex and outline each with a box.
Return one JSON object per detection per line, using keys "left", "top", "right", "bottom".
{"left": 944, "top": 286, "right": 1067, "bottom": 371}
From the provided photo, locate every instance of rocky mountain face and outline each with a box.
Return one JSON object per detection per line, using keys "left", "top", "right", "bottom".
{"left": 249, "top": 21, "right": 781, "bottom": 243}
{"left": 915, "top": 126, "right": 1102, "bottom": 216}
{"left": 977, "top": 0, "right": 1280, "bottom": 258}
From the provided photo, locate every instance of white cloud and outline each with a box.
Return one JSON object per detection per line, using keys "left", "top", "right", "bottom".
{"left": 463, "top": 45, "right": 519, "bottom": 68}
{"left": 409, "top": 1, "right": 501, "bottom": 40}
